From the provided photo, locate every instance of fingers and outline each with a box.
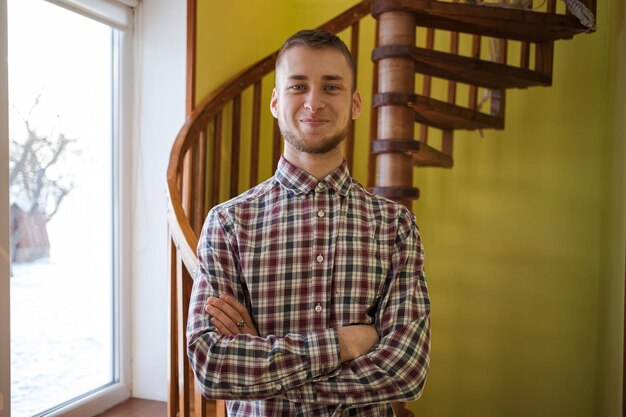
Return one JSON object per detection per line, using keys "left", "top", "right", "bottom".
{"left": 220, "top": 294, "right": 258, "bottom": 335}
{"left": 205, "top": 296, "right": 243, "bottom": 335}
{"left": 210, "top": 316, "right": 234, "bottom": 336}
{"left": 204, "top": 293, "right": 259, "bottom": 337}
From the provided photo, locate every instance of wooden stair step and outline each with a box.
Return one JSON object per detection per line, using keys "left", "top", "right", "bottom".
{"left": 373, "top": 45, "right": 552, "bottom": 89}
{"left": 372, "top": 0, "right": 592, "bottom": 43}
{"left": 371, "top": 139, "right": 454, "bottom": 168}
{"left": 413, "top": 96, "right": 504, "bottom": 130}
{"left": 369, "top": 186, "right": 421, "bottom": 201}
{"left": 374, "top": 92, "right": 504, "bottom": 131}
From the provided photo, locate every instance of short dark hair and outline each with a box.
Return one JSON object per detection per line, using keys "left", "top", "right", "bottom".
{"left": 275, "top": 29, "right": 357, "bottom": 91}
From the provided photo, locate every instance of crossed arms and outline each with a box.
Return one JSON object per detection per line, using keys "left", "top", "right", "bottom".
{"left": 186, "top": 208, "right": 430, "bottom": 407}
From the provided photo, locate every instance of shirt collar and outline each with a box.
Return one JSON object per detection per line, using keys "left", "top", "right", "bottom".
{"left": 275, "top": 156, "right": 352, "bottom": 197}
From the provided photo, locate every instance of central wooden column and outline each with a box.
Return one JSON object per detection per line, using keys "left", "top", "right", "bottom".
{"left": 372, "top": 10, "right": 418, "bottom": 210}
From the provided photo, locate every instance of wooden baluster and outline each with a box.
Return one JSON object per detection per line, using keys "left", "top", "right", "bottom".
{"left": 535, "top": 41, "right": 554, "bottom": 79}
{"left": 448, "top": 33, "right": 459, "bottom": 105}
{"left": 420, "top": 28, "right": 435, "bottom": 144}
{"left": 441, "top": 130, "right": 454, "bottom": 156}
{"left": 520, "top": 41, "right": 530, "bottom": 70}
{"left": 250, "top": 81, "right": 262, "bottom": 187}
{"left": 175, "top": 141, "right": 193, "bottom": 417}
{"left": 211, "top": 112, "right": 223, "bottom": 207}
{"left": 443, "top": 30, "right": 459, "bottom": 157}
{"left": 368, "top": 19, "right": 380, "bottom": 189}
{"left": 518, "top": 1, "right": 531, "bottom": 69}
{"left": 167, "top": 236, "right": 179, "bottom": 417}
{"left": 273, "top": 118, "right": 281, "bottom": 170}
{"left": 176, "top": 253, "right": 191, "bottom": 417}
{"left": 468, "top": 34, "right": 480, "bottom": 111}
{"left": 547, "top": 0, "right": 557, "bottom": 13}
{"left": 491, "top": 39, "right": 507, "bottom": 119}
{"left": 216, "top": 400, "right": 227, "bottom": 417}
{"left": 230, "top": 94, "right": 242, "bottom": 199}
{"left": 346, "top": 21, "right": 360, "bottom": 172}
{"left": 194, "top": 382, "right": 207, "bottom": 417}
{"left": 192, "top": 131, "right": 206, "bottom": 235}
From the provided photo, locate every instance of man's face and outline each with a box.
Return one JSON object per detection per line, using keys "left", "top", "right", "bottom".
{"left": 270, "top": 46, "right": 362, "bottom": 155}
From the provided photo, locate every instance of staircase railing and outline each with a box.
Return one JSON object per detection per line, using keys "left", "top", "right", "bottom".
{"left": 166, "top": 2, "right": 378, "bottom": 416}
{"left": 370, "top": 0, "right": 596, "bottom": 207}
{"left": 167, "top": 1, "right": 595, "bottom": 416}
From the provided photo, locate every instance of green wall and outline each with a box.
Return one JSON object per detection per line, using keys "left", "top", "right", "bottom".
{"left": 411, "top": 1, "right": 624, "bottom": 415}
{"left": 594, "top": 1, "right": 626, "bottom": 416}
{"left": 195, "top": 1, "right": 625, "bottom": 415}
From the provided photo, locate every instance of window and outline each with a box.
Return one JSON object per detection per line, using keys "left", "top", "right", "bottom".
{"left": 2, "top": 0, "right": 135, "bottom": 415}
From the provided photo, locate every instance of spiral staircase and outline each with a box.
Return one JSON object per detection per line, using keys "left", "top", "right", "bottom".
{"left": 166, "top": 1, "right": 596, "bottom": 416}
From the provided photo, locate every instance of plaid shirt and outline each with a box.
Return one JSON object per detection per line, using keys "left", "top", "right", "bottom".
{"left": 187, "top": 157, "right": 430, "bottom": 417}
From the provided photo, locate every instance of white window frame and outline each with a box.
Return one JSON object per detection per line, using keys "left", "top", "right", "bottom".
{"left": 1, "top": 0, "right": 10, "bottom": 415}
{"left": 44, "top": 0, "right": 138, "bottom": 31}
{"left": 0, "top": 0, "right": 137, "bottom": 415}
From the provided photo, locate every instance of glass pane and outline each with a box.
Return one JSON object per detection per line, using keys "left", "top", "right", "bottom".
{"left": 8, "top": 0, "right": 115, "bottom": 415}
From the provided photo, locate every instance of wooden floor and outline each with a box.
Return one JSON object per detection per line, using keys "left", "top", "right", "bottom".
{"left": 95, "top": 398, "right": 166, "bottom": 417}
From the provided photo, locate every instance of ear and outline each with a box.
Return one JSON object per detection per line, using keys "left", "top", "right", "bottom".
{"left": 351, "top": 91, "right": 362, "bottom": 120}
{"left": 270, "top": 88, "right": 279, "bottom": 119}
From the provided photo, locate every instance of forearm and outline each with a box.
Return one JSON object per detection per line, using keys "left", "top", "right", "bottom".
{"left": 188, "top": 329, "right": 341, "bottom": 400}
{"left": 187, "top": 277, "right": 342, "bottom": 400}
{"left": 282, "top": 314, "right": 430, "bottom": 406}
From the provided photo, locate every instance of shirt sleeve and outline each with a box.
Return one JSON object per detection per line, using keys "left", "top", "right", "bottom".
{"left": 186, "top": 208, "right": 342, "bottom": 401}
{"left": 283, "top": 208, "right": 431, "bottom": 407}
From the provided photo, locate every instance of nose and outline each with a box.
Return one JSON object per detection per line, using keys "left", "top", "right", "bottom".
{"left": 304, "top": 90, "right": 325, "bottom": 113}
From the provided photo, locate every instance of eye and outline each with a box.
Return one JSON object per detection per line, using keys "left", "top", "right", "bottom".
{"left": 325, "top": 85, "right": 340, "bottom": 91}
{"left": 289, "top": 84, "right": 306, "bottom": 91}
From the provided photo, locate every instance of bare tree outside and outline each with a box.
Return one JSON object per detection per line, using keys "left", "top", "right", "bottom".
{"left": 9, "top": 95, "right": 80, "bottom": 263}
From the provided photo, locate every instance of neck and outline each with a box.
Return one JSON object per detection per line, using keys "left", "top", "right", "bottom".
{"left": 283, "top": 144, "right": 344, "bottom": 179}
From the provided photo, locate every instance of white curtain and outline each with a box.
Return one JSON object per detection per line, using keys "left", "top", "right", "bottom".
{"left": 44, "top": 0, "right": 139, "bottom": 31}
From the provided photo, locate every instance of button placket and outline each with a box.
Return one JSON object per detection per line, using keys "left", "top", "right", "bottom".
{"left": 311, "top": 183, "right": 330, "bottom": 328}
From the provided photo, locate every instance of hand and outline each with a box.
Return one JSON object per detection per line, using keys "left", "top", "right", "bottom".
{"left": 337, "top": 325, "right": 379, "bottom": 362}
{"left": 205, "top": 293, "right": 259, "bottom": 337}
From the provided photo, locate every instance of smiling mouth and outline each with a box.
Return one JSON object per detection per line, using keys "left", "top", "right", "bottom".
{"left": 300, "top": 118, "right": 329, "bottom": 124}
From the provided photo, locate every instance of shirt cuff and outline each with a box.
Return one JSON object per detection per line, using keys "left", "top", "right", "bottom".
{"left": 304, "top": 328, "right": 341, "bottom": 379}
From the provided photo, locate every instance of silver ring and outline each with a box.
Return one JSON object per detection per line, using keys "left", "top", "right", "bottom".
{"left": 236, "top": 320, "right": 246, "bottom": 329}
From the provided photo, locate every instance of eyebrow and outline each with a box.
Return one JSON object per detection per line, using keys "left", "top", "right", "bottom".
{"left": 287, "top": 74, "right": 346, "bottom": 83}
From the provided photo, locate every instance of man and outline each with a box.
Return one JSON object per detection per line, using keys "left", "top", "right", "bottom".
{"left": 187, "top": 29, "right": 430, "bottom": 417}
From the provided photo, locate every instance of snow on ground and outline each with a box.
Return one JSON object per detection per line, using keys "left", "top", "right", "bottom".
{"left": 11, "top": 255, "right": 113, "bottom": 416}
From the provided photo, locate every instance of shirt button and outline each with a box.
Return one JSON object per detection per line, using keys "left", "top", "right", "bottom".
{"left": 316, "top": 255, "right": 324, "bottom": 263}
{"left": 315, "top": 304, "right": 323, "bottom": 313}
{"left": 275, "top": 383, "right": 282, "bottom": 391}
{"left": 317, "top": 210, "right": 325, "bottom": 218}
{"left": 346, "top": 396, "right": 354, "bottom": 404}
